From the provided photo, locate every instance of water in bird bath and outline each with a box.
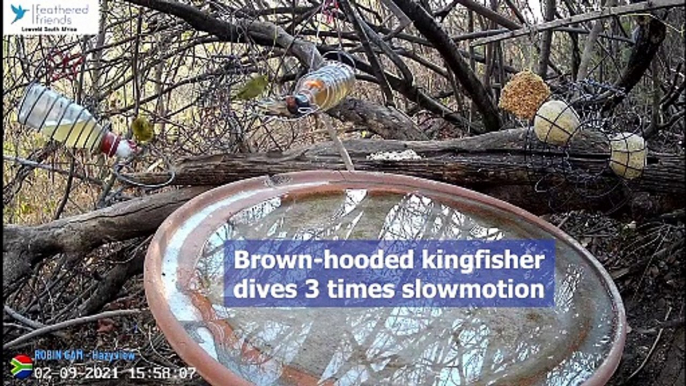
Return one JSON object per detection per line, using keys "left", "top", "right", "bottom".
{"left": 160, "top": 188, "right": 619, "bottom": 386}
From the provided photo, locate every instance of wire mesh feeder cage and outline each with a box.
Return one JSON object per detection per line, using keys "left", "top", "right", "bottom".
{"left": 608, "top": 131, "right": 648, "bottom": 180}
{"left": 523, "top": 80, "right": 644, "bottom": 214}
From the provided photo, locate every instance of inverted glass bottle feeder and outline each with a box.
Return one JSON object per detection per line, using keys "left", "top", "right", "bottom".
{"left": 144, "top": 171, "right": 626, "bottom": 386}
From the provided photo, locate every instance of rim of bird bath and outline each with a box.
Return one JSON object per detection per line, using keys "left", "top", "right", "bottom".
{"left": 144, "top": 170, "right": 626, "bottom": 386}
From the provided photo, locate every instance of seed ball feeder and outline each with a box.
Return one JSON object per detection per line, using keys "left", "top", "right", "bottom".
{"left": 533, "top": 100, "right": 582, "bottom": 146}
{"left": 609, "top": 132, "right": 647, "bottom": 180}
{"left": 499, "top": 70, "right": 551, "bottom": 121}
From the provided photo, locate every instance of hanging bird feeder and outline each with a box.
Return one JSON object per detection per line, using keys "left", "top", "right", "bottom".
{"left": 15, "top": 83, "right": 176, "bottom": 189}
{"left": 533, "top": 100, "right": 582, "bottom": 146}
{"left": 609, "top": 132, "right": 647, "bottom": 180}
{"left": 17, "top": 82, "right": 137, "bottom": 158}
{"left": 256, "top": 59, "right": 356, "bottom": 119}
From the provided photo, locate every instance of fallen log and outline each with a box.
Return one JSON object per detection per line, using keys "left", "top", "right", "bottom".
{"left": 128, "top": 128, "right": 683, "bottom": 204}
{"left": 3, "top": 187, "right": 211, "bottom": 296}
{"left": 5, "top": 129, "right": 683, "bottom": 296}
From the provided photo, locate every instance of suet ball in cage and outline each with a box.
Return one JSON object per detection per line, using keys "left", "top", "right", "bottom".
{"left": 533, "top": 100, "right": 581, "bottom": 146}
{"left": 609, "top": 132, "right": 647, "bottom": 180}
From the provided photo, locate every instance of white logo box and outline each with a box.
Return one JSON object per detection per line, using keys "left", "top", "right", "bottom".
{"left": 4, "top": 0, "right": 100, "bottom": 36}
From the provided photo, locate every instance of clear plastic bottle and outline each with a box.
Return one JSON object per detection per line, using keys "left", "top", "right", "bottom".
{"left": 293, "top": 61, "right": 356, "bottom": 112}
{"left": 17, "top": 83, "right": 136, "bottom": 157}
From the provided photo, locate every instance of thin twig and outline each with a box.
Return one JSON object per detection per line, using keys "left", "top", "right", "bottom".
{"left": 471, "top": 0, "right": 683, "bottom": 47}
{"left": 3, "top": 309, "right": 142, "bottom": 350}
{"left": 318, "top": 113, "right": 354, "bottom": 171}
{"left": 53, "top": 37, "right": 90, "bottom": 221}
{"left": 626, "top": 306, "right": 673, "bottom": 381}
{"left": 556, "top": 212, "right": 573, "bottom": 228}
{"left": 3, "top": 155, "right": 103, "bottom": 186}
{"left": 53, "top": 158, "right": 77, "bottom": 220}
{"left": 339, "top": 0, "right": 395, "bottom": 107}
{"left": 4, "top": 323, "right": 34, "bottom": 332}
{"left": 4, "top": 305, "right": 69, "bottom": 339}
{"left": 633, "top": 318, "right": 685, "bottom": 335}
{"left": 4, "top": 306, "right": 44, "bottom": 329}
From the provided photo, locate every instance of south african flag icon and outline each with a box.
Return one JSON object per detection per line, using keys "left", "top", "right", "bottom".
{"left": 11, "top": 354, "right": 33, "bottom": 379}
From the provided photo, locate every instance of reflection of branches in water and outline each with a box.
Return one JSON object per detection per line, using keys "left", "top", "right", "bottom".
{"left": 190, "top": 276, "right": 601, "bottom": 386}
{"left": 190, "top": 291, "right": 607, "bottom": 386}
{"left": 210, "top": 191, "right": 507, "bottom": 243}
{"left": 226, "top": 197, "right": 283, "bottom": 238}
{"left": 199, "top": 191, "right": 508, "bottom": 246}
{"left": 556, "top": 264, "right": 583, "bottom": 314}
{"left": 187, "top": 190, "right": 608, "bottom": 385}
{"left": 210, "top": 305, "right": 570, "bottom": 385}
{"left": 378, "top": 194, "right": 506, "bottom": 241}
{"left": 194, "top": 191, "right": 511, "bottom": 303}
{"left": 325, "top": 309, "right": 395, "bottom": 384}
{"left": 361, "top": 310, "right": 462, "bottom": 385}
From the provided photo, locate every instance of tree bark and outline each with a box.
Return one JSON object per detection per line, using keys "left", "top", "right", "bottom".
{"left": 576, "top": 10, "right": 607, "bottom": 80}
{"left": 126, "top": 129, "right": 684, "bottom": 201}
{"left": 455, "top": 0, "right": 521, "bottom": 30}
{"left": 579, "top": 14, "right": 669, "bottom": 113}
{"left": 330, "top": 98, "right": 428, "bottom": 140}
{"left": 610, "top": 15, "right": 667, "bottom": 101}
{"left": 536, "top": 0, "right": 556, "bottom": 78}
{"left": 3, "top": 187, "right": 211, "bottom": 297}
{"left": 576, "top": 0, "right": 618, "bottom": 81}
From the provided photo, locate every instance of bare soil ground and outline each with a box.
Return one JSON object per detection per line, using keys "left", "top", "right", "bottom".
{"left": 548, "top": 211, "right": 685, "bottom": 386}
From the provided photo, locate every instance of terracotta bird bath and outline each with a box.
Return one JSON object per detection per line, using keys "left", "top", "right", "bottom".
{"left": 145, "top": 171, "right": 626, "bottom": 386}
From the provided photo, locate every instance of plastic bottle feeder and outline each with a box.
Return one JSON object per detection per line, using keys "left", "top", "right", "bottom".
{"left": 17, "top": 83, "right": 136, "bottom": 157}
{"left": 145, "top": 171, "right": 626, "bottom": 386}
